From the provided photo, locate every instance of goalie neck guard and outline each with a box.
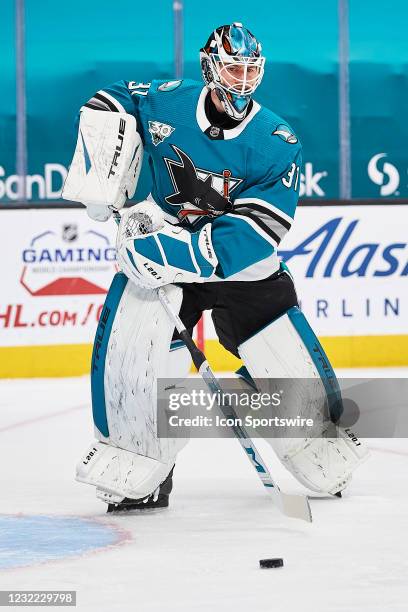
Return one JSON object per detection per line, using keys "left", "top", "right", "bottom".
{"left": 200, "top": 22, "right": 265, "bottom": 121}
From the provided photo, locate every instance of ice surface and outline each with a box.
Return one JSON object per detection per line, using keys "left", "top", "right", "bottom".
{"left": 0, "top": 371, "right": 407, "bottom": 611}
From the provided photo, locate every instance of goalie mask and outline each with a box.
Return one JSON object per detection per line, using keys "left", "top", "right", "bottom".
{"left": 200, "top": 22, "right": 265, "bottom": 121}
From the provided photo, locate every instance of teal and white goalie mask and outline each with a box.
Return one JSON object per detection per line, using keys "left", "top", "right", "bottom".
{"left": 200, "top": 22, "right": 265, "bottom": 120}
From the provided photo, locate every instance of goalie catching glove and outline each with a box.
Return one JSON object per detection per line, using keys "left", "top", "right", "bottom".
{"left": 116, "top": 202, "right": 218, "bottom": 288}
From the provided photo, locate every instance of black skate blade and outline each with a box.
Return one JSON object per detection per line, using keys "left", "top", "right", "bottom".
{"left": 107, "top": 504, "right": 168, "bottom": 514}
{"left": 107, "top": 495, "right": 169, "bottom": 514}
{"left": 106, "top": 465, "right": 174, "bottom": 514}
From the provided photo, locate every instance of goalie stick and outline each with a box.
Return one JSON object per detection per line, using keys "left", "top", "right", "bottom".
{"left": 112, "top": 210, "right": 312, "bottom": 523}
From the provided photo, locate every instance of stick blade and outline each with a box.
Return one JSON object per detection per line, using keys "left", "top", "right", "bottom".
{"left": 269, "top": 488, "right": 313, "bottom": 522}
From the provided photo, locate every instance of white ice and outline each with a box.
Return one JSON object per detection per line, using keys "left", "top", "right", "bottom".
{"left": 0, "top": 370, "right": 407, "bottom": 612}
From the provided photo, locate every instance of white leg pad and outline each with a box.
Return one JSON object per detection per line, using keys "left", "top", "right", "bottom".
{"left": 101, "top": 280, "right": 186, "bottom": 462}
{"left": 77, "top": 276, "right": 191, "bottom": 501}
{"left": 238, "top": 307, "right": 369, "bottom": 494}
{"left": 284, "top": 428, "right": 369, "bottom": 494}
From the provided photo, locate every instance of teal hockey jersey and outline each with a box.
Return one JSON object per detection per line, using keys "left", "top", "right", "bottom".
{"left": 84, "top": 79, "right": 302, "bottom": 281}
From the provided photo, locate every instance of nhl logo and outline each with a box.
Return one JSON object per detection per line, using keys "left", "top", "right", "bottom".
{"left": 148, "top": 121, "right": 175, "bottom": 146}
{"left": 62, "top": 224, "right": 78, "bottom": 242}
{"left": 209, "top": 126, "right": 220, "bottom": 138}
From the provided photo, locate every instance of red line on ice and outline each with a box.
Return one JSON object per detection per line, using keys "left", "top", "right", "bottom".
{"left": 0, "top": 403, "right": 88, "bottom": 433}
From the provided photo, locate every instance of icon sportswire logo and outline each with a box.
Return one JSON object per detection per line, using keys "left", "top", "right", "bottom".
{"left": 367, "top": 153, "right": 400, "bottom": 196}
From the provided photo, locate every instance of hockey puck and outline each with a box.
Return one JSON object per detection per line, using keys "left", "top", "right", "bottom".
{"left": 259, "top": 558, "right": 284, "bottom": 569}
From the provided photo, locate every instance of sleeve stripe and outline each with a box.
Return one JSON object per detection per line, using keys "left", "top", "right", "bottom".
{"left": 84, "top": 101, "right": 109, "bottom": 111}
{"left": 93, "top": 92, "right": 120, "bottom": 112}
{"left": 100, "top": 90, "right": 126, "bottom": 113}
{"left": 93, "top": 90, "right": 127, "bottom": 114}
{"left": 228, "top": 211, "right": 280, "bottom": 246}
{"left": 88, "top": 96, "right": 112, "bottom": 110}
{"left": 233, "top": 196, "right": 294, "bottom": 225}
{"left": 234, "top": 203, "right": 292, "bottom": 231}
{"left": 232, "top": 205, "right": 287, "bottom": 242}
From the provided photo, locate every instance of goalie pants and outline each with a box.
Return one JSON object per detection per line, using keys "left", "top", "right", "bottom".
{"left": 175, "top": 265, "right": 298, "bottom": 358}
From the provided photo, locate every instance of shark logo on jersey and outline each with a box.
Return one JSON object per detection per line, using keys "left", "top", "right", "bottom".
{"left": 148, "top": 121, "right": 175, "bottom": 146}
{"left": 164, "top": 145, "right": 243, "bottom": 224}
{"left": 158, "top": 80, "right": 182, "bottom": 92}
{"left": 272, "top": 124, "right": 298, "bottom": 144}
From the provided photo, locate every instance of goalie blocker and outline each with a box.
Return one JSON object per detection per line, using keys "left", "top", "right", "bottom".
{"left": 62, "top": 108, "right": 143, "bottom": 221}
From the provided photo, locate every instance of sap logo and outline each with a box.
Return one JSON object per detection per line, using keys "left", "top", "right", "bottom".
{"left": 367, "top": 154, "right": 399, "bottom": 196}
{"left": 279, "top": 217, "right": 408, "bottom": 278}
{"left": 299, "top": 163, "right": 328, "bottom": 197}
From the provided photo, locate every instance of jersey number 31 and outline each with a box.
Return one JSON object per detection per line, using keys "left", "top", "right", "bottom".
{"left": 282, "top": 163, "right": 300, "bottom": 190}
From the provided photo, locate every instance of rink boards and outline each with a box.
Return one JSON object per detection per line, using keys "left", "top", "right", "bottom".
{"left": 0, "top": 205, "right": 406, "bottom": 376}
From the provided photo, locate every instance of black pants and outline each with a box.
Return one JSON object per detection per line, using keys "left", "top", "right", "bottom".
{"left": 175, "top": 268, "right": 298, "bottom": 358}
